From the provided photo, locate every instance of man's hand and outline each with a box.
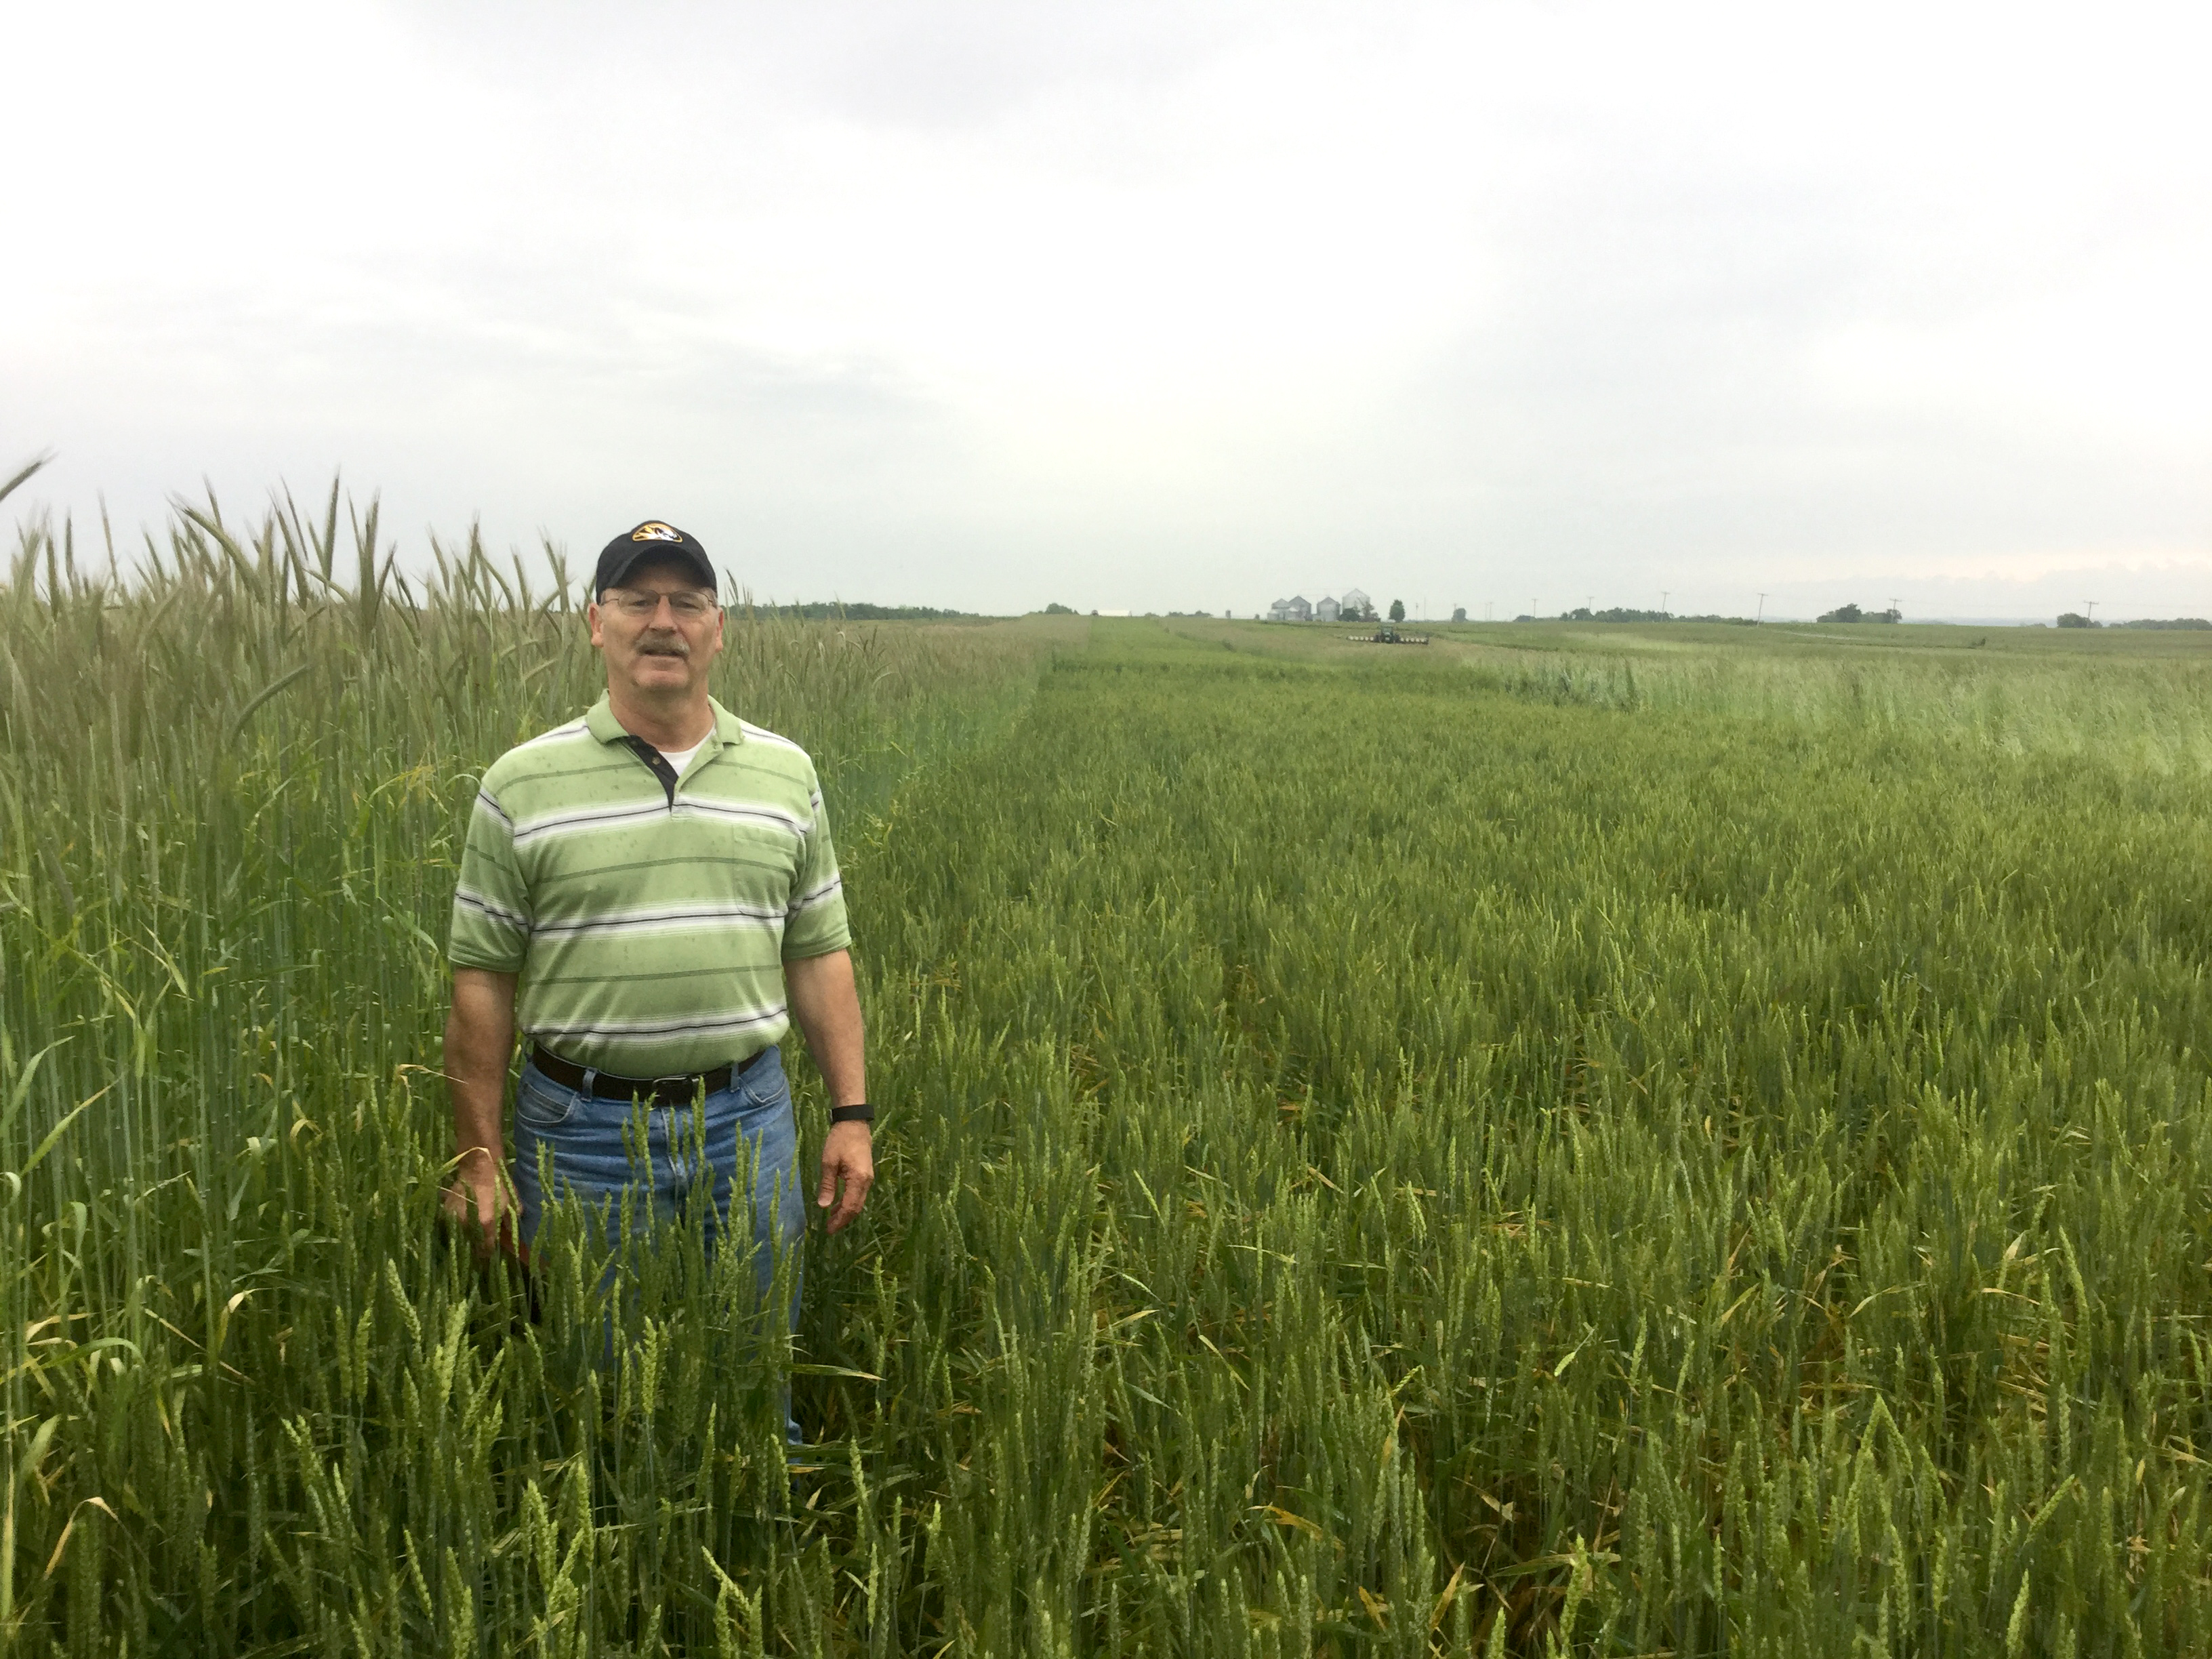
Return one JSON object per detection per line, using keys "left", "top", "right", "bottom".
{"left": 441, "top": 1143, "right": 507, "bottom": 1225}
{"left": 817, "top": 1122, "right": 874, "bottom": 1233}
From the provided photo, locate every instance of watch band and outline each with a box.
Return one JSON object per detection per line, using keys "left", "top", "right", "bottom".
{"left": 829, "top": 1102, "right": 874, "bottom": 1124}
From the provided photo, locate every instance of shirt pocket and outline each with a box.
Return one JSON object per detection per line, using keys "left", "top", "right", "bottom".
{"left": 724, "top": 819, "right": 803, "bottom": 885}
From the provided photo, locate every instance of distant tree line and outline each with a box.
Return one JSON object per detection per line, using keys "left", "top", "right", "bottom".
{"left": 753, "top": 601, "right": 977, "bottom": 620}
{"left": 1816, "top": 603, "right": 1902, "bottom": 624}
{"left": 1516, "top": 607, "right": 1757, "bottom": 625}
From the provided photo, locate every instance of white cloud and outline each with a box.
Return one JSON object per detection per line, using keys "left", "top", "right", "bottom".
{"left": 4, "top": 0, "right": 2207, "bottom": 615}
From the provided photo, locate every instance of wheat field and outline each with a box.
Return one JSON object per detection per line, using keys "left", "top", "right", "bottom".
{"left": 7, "top": 485, "right": 2212, "bottom": 1654}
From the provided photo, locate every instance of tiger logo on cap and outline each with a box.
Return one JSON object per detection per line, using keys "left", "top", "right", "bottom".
{"left": 631, "top": 522, "right": 684, "bottom": 543}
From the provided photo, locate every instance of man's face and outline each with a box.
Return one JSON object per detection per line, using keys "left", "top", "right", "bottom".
{"left": 588, "top": 563, "right": 725, "bottom": 699}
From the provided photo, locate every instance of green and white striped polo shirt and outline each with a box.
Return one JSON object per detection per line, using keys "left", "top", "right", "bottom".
{"left": 448, "top": 694, "right": 850, "bottom": 1076}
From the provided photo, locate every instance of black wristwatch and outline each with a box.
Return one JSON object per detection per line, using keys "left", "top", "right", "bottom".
{"left": 830, "top": 1103, "right": 875, "bottom": 1125}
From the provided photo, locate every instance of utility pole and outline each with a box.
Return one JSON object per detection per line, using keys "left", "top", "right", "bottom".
{"left": 1662, "top": 590, "right": 1670, "bottom": 618}
{"left": 2085, "top": 600, "right": 2097, "bottom": 624}
{"left": 1888, "top": 596, "right": 1900, "bottom": 621}
{"left": 1755, "top": 592, "right": 1768, "bottom": 624}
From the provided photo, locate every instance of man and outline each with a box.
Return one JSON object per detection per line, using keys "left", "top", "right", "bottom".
{"left": 441, "top": 519, "right": 874, "bottom": 1330}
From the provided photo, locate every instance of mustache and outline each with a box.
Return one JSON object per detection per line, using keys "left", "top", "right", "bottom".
{"left": 636, "top": 637, "right": 691, "bottom": 657}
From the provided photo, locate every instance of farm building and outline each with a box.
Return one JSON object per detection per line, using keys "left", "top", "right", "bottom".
{"left": 1269, "top": 591, "right": 1376, "bottom": 622}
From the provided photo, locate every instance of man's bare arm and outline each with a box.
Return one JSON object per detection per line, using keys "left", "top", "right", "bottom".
{"left": 786, "top": 947, "right": 865, "bottom": 1103}
{"left": 443, "top": 967, "right": 518, "bottom": 1235}
{"left": 785, "top": 947, "right": 873, "bottom": 1234}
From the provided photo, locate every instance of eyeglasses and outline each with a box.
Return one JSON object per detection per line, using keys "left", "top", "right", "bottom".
{"left": 605, "top": 590, "right": 718, "bottom": 620}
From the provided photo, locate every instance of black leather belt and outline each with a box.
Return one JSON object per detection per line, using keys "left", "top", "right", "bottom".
{"left": 527, "top": 1043, "right": 770, "bottom": 1106}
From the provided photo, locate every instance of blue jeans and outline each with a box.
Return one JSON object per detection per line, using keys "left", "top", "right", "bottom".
{"left": 510, "top": 1045, "right": 806, "bottom": 1435}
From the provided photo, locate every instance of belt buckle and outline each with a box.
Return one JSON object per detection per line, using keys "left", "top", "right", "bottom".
{"left": 649, "top": 1073, "right": 697, "bottom": 1104}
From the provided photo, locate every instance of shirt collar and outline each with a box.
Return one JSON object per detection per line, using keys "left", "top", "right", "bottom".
{"left": 583, "top": 695, "right": 744, "bottom": 752}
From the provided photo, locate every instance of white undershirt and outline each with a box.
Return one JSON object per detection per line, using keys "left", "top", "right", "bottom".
{"left": 659, "top": 737, "right": 706, "bottom": 779}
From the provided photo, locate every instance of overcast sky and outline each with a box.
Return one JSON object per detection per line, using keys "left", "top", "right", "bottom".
{"left": 6, "top": 1, "right": 2209, "bottom": 619}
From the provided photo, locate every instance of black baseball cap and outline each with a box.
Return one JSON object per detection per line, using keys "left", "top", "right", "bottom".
{"left": 594, "top": 521, "right": 717, "bottom": 600}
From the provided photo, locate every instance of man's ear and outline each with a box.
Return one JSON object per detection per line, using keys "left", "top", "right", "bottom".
{"left": 586, "top": 598, "right": 605, "bottom": 648}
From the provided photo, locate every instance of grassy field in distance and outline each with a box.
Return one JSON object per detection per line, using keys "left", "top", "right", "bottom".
{"left": 1165, "top": 616, "right": 2212, "bottom": 775}
{"left": 7, "top": 501, "right": 2212, "bottom": 1654}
